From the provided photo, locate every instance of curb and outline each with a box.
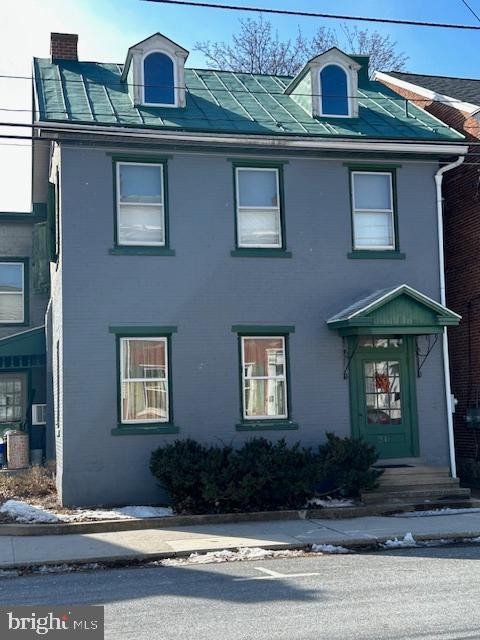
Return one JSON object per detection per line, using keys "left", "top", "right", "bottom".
{"left": 2, "top": 530, "right": 480, "bottom": 572}
{"left": 0, "top": 500, "right": 474, "bottom": 536}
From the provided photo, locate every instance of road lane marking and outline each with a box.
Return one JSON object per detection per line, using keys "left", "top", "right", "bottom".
{"left": 233, "top": 566, "right": 320, "bottom": 581}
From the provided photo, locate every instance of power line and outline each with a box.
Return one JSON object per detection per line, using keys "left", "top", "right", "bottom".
{"left": 140, "top": 0, "right": 480, "bottom": 30}
{"left": 461, "top": 0, "right": 480, "bottom": 23}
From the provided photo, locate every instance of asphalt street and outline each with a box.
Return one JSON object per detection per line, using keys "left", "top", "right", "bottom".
{"left": 0, "top": 545, "right": 479, "bottom": 640}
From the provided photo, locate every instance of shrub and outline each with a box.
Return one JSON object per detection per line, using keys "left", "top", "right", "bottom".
{"left": 318, "top": 432, "right": 381, "bottom": 497}
{"left": 150, "top": 434, "right": 380, "bottom": 514}
{"left": 457, "top": 458, "right": 480, "bottom": 487}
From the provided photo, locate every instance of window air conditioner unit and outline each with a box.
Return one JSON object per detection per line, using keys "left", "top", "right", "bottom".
{"left": 32, "top": 404, "right": 47, "bottom": 425}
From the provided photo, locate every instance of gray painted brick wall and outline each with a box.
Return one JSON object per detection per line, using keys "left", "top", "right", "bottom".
{"left": 54, "top": 145, "right": 449, "bottom": 506}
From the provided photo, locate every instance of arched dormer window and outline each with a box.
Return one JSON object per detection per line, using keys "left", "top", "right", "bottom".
{"left": 320, "top": 64, "right": 349, "bottom": 116}
{"left": 143, "top": 52, "right": 175, "bottom": 105}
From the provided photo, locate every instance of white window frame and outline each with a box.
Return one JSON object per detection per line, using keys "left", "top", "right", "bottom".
{"left": 351, "top": 171, "right": 395, "bottom": 251}
{"left": 120, "top": 336, "right": 169, "bottom": 424}
{"left": 235, "top": 167, "right": 282, "bottom": 249}
{"left": 141, "top": 49, "right": 178, "bottom": 108}
{"left": 116, "top": 162, "right": 165, "bottom": 247}
{"left": 0, "top": 262, "right": 24, "bottom": 324}
{"left": 241, "top": 336, "right": 288, "bottom": 421}
{"left": 318, "top": 62, "right": 352, "bottom": 118}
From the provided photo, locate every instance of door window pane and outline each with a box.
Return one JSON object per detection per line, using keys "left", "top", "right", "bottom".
{"left": 117, "top": 163, "right": 165, "bottom": 246}
{"left": 364, "top": 360, "right": 402, "bottom": 425}
{"left": 236, "top": 168, "right": 282, "bottom": 248}
{"left": 352, "top": 172, "right": 394, "bottom": 250}
{"left": 120, "top": 337, "right": 169, "bottom": 423}
{"left": 242, "top": 337, "right": 287, "bottom": 419}
{"left": 0, "top": 263, "right": 24, "bottom": 323}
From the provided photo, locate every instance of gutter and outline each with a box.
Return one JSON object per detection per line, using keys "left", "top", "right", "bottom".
{"left": 435, "top": 155, "right": 466, "bottom": 478}
{"left": 32, "top": 120, "right": 469, "bottom": 156}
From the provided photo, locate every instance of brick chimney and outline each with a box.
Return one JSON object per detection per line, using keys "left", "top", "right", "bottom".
{"left": 50, "top": 33, "right": 78, "bottom": 61}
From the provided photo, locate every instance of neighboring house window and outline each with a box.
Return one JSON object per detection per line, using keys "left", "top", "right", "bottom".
{"left": 241, "top": 336, "right": 288, "bottom": 420}
{"left": 0, "top": 261, "right": 25, "bottom": 324}
{"left": 120, "top": 337, "right": 169, "bottom": 424}
{"left": 116, "top": 162, "right": 166, "bottom": 246}
{"left": 320, "top": 65, "right": 349, "bottom": 116}
{"left": 351, "top": 171, "right": 395, "bottom": 250}
{"left": 143, "top": 52, "right": 175, "bottom": 105}
{"left": 235, "top": 167, "right": 282, "bottom": 248}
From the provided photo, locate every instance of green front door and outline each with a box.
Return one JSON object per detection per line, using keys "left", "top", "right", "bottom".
{"left": 350, "top": 336, "right": 419, "bottom": 459}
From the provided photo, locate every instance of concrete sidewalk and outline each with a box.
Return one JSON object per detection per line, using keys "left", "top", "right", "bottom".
{"left": 2, "top": 511, "right": 480, "bottom": 569}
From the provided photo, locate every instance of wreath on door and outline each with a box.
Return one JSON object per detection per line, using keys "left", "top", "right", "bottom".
{"left": 375, "top": 372, "right": 391, "bottom": 393}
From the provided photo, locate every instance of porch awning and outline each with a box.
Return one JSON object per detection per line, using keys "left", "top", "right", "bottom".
{"left": 0, "top": 326, "right": 46, "bottom": 358}
{"left": 327, "top": 285, "right": 461, "bottom": 336}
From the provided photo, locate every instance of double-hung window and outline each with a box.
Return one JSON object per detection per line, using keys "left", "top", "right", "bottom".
{"left": 0, "top": 261, "right": 26, "bottom": 324}
{"left": 241, "top": 336, "right": 288, "bottom": 420}
{"left": 351, "top": 171, "right": 395, "bottom": 250}
{"left": 120, "top": 337, "right": 169, "bottom": 424}
{"left": 235, "top": 167, "right": 283, "bottom": 248}
{"left": 116, "top": 162, "right": 166, "bottom": 246}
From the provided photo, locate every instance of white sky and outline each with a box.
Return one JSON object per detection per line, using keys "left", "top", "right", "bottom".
{"left": 0, "top": 0, "right": 157, "bottom": 211}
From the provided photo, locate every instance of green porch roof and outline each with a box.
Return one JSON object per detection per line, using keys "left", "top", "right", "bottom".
{"left": 0, "top": 326, "right": 46, "bottom": 358}
{"left": 327, "top": 285, "right": 461, "bottom": 336}
{"left": 33, "top": 58, "right": 463, "bottom": 142}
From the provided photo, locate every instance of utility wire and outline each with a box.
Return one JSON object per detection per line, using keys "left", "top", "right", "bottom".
{"left": 140, "top": 0, "right": 480, "bottom": 30}
{"left": 461, "top": 0, "right": 480, "bottom": 23}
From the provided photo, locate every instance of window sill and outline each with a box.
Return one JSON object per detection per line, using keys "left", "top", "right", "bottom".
{"left": 230, "top": 249, "right": 292, "bottom": 258}
{"left": 109, "top": 247, "right": 175, "bottom": 256}
{"left": 111, "top": 423, "right": 179, "bottom": 436}
{"left": 347, "top": 250, "right": 405, "bottom": 260}
{"left": 235, "top": 420, "right": 299, "bottom": 432}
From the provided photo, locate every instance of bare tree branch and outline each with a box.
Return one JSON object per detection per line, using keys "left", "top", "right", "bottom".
{"left": 195, "top": 16, "right": 408, "bottom": 77}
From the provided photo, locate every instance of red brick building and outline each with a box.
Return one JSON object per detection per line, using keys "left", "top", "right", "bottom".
{"left": 376, "top": 71, "right": 480, "bottom": 466}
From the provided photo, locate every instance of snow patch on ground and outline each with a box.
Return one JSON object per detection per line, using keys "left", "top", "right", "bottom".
{"left": 0, "top": 500, "right": 174, "bottom": 523}
{"left": 161, "top": 547, "right": 305, "bottom": 565}
{"left": 0, "top": 500, "right": 61, "bottom": 524}
{"left": 394, "top": 508, "right": 480, "bottom": 518}
{"left": 382, "top": 532, "right": 418, "bottom": 548}
{"left": 306, "top": 497, "right": 355, "bottom": 509}
{"left": 311, "top": 543, "right": 352, "bottom": 554}
{"left": 62, "top": 506, "right": 174, "bottom": 522}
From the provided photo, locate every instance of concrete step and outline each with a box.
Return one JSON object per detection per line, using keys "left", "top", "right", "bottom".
{"left": 375, "top": 466, "right": 451, "bottom": 477}
{"left": 377, "top": 476, "right": 460, "bottom": 488}
{"left": 373, "top": 482, "right": 461, "bottom": 494}
{"left": 362, "top": 486, "right": 471, "bottom": 505}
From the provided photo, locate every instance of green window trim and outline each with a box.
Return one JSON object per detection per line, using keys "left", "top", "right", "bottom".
{"left": 230, "top": 248, "right": 292, "bottom": 258}
{"left": 347, "top": 166, "right": 401, "bottom": 255}
{"left": 109, "top": 325, "right": 177, "bottom": 336}
{"left": 112, "top": 328, "right": 176, "bottom": 433}
{"left": 111, "top": 424, "right": 179, "bottom": 436}
{"left": 236, "top": 420, "right": 299, "bottom": 432}
{"left": 231, "top": 325, "right": 295, "bottom": 335}
{"left": 109, "top": 247, "right": 175, "bottom": 256}
{"left": 0, "top": 258, "right": 29, "bottom": 327}
{"left": 112, "top": 156, "right": 172, "bottom": 252}
{"left": 233, "top": 327, "right": 295, "bottom": 427}
{"left": 348, "top": 250, "right": 406, "bottom": 260}
{"left": 231, "top": 161, "right": 289, "bottom": 255}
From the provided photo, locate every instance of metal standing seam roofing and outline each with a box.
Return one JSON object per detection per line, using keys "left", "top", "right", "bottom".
{"left": 33, "top": 58, "right": 464, "bottom": 141}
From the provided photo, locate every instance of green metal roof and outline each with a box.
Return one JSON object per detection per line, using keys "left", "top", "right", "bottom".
{"left": 33, "top": 58, "right": 463, "bottom": 141}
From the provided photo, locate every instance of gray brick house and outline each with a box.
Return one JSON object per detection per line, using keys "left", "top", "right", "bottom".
{"left": 31, "top": 32, "right": 468, "bottom": 506}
